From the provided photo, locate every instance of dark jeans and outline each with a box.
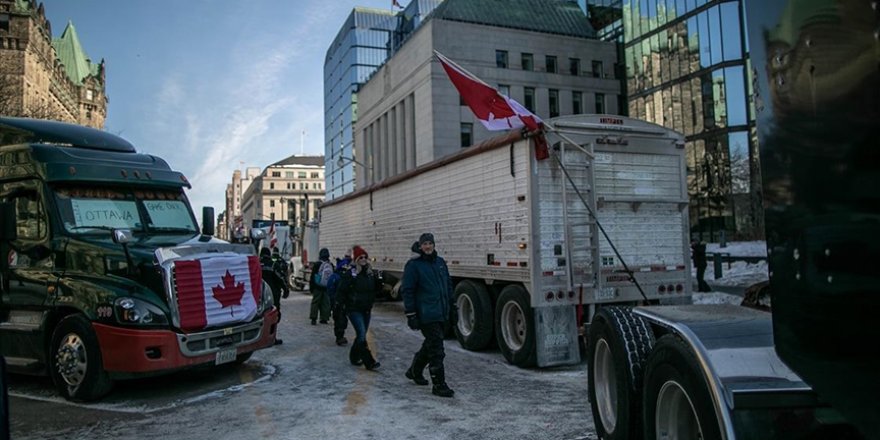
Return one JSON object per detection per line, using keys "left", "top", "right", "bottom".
{"left": 696, "top": 265, "right": 711, "bottom": 292}
{"left": 347, "top": 310, "right": 372, "bottom": 344}
{"left": 417, "top": 322, "right": 446, "bottom": 368}
{"left": 332, "top": 302, "right": 348, "bottom": 338}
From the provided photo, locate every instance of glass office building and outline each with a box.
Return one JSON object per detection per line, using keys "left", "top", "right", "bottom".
{"left": 324, "top": 1, "right": 443, "bottom": 201}
{"left": 587, "top": 0, "right": 762, "bottom": 238}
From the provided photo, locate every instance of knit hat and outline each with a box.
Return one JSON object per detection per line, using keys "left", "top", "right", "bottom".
{"left": 419, "top": 233, "right": 435, "bottom": 245}
{"left": 319, "top": 248, "right": 330, "bottom": 260}
{"left": 352, "top": 245, "right": 368, "bottom": 261}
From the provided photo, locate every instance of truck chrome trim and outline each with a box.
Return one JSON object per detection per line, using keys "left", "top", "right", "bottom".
{"left": 176, "top": 319, "right": 264, "bottom": 357}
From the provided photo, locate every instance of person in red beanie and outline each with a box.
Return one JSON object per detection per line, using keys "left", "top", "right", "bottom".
{"left": 337, "top": 245, "right": 383, "bottom": 370}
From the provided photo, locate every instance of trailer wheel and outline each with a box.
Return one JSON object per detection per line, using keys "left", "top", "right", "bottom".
{"left": 587, "top": 307, "right": 654, "bottom": 440}
{"left": 495, "top": 285, "right": 536, "bottom": 367}
{"left": 454, "top": 280, "right": 494, "bottom": 350}
{"left": 642, "top": 335, "right": 721, "bottom": 440}
{"left": 49, "top": 315, "right": 113, "bottom": 402}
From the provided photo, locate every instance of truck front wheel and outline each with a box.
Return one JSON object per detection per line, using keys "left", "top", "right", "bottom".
{"left": 588, "top": 307, "right": 654, "bottom": 440}
{"left": 495, "top": 285, "right": 535, "bottom": 367}
{"left": 454, "top": 280, "right": 494, "bottom": 350}
{"left": 49, "top": 315, "right": 113, "bottom": 402}
{"left": 642, "top": 335, "right": 721, "bottom": 440}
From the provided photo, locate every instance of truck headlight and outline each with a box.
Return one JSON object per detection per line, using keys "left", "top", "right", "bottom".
{"left": 257, "top": 281, "right": 274, "bottom": 314}
{"left": 114, "top": 297, "right": 169, "bottom": 325}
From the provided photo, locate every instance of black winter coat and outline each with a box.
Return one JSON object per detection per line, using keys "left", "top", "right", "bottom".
{"left": 338, "top": 267, "right": 381, "bottom": 313}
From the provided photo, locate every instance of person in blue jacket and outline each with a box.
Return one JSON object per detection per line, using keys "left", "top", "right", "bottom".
{"left": 401, "top": 233, "right": 457, "bottom": 398}
{"left": 326, "top": 255, "right": 351, "bottom": 346}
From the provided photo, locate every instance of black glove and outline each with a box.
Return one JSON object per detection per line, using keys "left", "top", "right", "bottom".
{"left": 406, "top": 313, "right": 421, "bottom": 331}
{"left": 449, "top": 304, "right": 459, "bottom": 327}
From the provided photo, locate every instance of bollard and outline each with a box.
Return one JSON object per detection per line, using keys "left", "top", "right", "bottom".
{"left": 713, "top": 253, "right": 723, "bottom": 279}
{"left": 720, "top": 230, "right": 727, "bottom": 248}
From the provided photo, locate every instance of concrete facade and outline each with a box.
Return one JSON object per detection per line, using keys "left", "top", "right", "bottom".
{"left": 355, "top": 17, "right": 620, "bottom": 187}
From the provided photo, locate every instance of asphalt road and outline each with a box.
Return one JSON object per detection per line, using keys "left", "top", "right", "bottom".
{"left": 8, "top": 292, "right": 596, "bottom": 440}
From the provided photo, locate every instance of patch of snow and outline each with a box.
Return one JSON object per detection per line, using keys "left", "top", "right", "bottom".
{"left": 705, "top": 240, "right": 767, "bottom": 257}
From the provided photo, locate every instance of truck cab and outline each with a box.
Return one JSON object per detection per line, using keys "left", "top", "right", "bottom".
{"left": 0, "top": 117, "right": 278, "bottom": 401}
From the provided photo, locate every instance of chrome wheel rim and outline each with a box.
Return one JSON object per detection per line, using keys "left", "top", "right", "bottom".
{"left": 56, "top": 333, "right": 88, "bottom": 389}
{"left": 457, "top": 294, "right": 474, "bottom": 337}
{"left": 500, "top": 300, "right": 526, "bottom": 351}
{"left": 594, "top": 338, "right": 618, "bottom": 433}
{"left": 656, "top": 380, "right": 703, "bottom": 440}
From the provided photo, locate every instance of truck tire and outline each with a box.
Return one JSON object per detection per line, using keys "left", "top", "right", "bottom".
{"left": 588, "top": 307, "right": 655, "bottom": 440}
{"left": 495, "top": 284, "right": 536, "bottom": 367}
{"left": 454, "top": 280, "right": 494, "bottom": 350}
{"left": 642, "top": 334, "right": 721, "bottom": 440}
{"left": 49, "top": 315, "right": 113, "bottom": 402}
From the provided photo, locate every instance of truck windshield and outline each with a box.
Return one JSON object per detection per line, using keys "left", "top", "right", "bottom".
{"left": 53, "top": 185, "right": 198, "bottom": 234}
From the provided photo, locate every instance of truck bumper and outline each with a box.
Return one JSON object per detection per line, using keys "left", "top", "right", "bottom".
{"left": 93, "top": 308, "right": 279, "bottom": 373}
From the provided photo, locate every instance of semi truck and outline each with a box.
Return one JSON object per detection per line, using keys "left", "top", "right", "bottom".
{"left": 319, "top": 114, "right": 692, "bottom": 367}
{"left": 585, "top": 0, "right": 879, "bottom": 438}
{"left": 0, "top": 117, "right": 279, "bottom": 401}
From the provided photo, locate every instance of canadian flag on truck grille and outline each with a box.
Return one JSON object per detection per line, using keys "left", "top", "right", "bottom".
{"left": 175, "top": 255, "right": 262, "bottom": 332}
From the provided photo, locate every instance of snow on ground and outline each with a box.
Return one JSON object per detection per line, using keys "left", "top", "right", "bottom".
{"left": 705, "top": 240, "right": 767, "bottom": 257}
{"left": 691, "top": 241, "right": 770, "bottom": 305}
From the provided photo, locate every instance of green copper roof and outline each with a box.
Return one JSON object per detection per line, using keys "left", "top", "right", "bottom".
{"left": 12, "top": 0, "right": 29, "bottom": 12}
{"left": 430, "top": 0, "right": 595, "bottom": 38}
{"left": 52, "top": 21, "right": 99, "bottom": 85}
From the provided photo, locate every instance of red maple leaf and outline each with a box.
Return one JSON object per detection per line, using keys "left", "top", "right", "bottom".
{"left": 212, "top": 270, "right": 246, "bottom": 314}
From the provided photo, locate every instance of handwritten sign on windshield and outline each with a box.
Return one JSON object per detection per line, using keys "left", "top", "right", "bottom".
{"left": 144, "top": 200, "right": 194, "bottom": 229}
{"left": 71, "top": 199, "right": 140, "bottom": 228}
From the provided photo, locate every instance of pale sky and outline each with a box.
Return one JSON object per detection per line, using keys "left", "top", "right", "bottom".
{"left": 43, "top": 0, "right": 401, "bottom": 219}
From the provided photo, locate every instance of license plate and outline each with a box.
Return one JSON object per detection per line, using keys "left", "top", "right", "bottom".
{"left": 215, "top": 348, "right": 237, "bottom": 365}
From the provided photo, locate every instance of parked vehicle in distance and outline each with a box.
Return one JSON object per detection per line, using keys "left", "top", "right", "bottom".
{"left": 0, "top": 117, "right": 279, "bottom": 401}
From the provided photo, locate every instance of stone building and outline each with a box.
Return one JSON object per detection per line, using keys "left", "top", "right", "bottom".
{"left": 353, "top": 0, "right": 620, "bottom": 188}
{"left": 0, "top": 0, "right": 107, "bottom": 128}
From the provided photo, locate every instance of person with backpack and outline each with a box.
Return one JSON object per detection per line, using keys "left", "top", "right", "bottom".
{"left": 271, "top": 247, "right": 290, "bottom": 299}
{"left": 326, "top": 255, "right": 351, "bottom": 346}
{"left": 309, "top": 248, "right": 333, "bottom": 325}
{"left": 337, "top": 246, "right": 382, "bottom": 370}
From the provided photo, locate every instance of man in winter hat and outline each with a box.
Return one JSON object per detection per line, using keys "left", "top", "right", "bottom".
{"left": 401, "top": 233, "right": 457, "bottom": 397}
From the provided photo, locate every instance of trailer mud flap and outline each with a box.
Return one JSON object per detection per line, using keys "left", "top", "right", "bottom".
{"left": 534, "top": 306, "right": 581, "bottom": 367}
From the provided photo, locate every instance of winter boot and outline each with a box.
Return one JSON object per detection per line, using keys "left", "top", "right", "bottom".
{"left": 362, "top": 343, "right": 381, "bottom": 371}
{"left": 429, "top": 366, "right": 454, "bottom": 398}
{"left": 405, "top": 353, "right": 429, "bottom": 386}
{"left": 335, "top": 336, "right": 348, "bottom": 346}
{"left": 349, "top": 341, "right": 364, "bottom": 366}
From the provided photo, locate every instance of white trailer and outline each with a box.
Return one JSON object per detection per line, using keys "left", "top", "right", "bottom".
{"left": 319, "top": 115, "right": 691, "bottom": 367}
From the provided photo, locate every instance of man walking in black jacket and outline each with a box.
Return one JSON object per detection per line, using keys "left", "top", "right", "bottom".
{"left": 401, "top": 233, "right": 457, "bottom": 397}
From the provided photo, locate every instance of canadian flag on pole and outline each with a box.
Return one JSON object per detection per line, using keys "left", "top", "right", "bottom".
{"left": 268, "top": 221, "right": 277, "bottom": 250}
{"left": 175, "top": 255, "right": 262, "bottom": 331}
{"left": 435, "top": 50, "right": 549, "bottom": 160}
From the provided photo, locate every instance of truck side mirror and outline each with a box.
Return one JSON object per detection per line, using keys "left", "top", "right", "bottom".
{"left": 111, "top": 229, "right": 133, "bottom": 244}
{"left": 0, "top": 202, "right": 17, "bottom": 242}
{"left": 202, "top": 207, "right": 215, "bottom": 236}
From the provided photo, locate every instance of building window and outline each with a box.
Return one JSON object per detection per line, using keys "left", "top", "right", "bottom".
{"left": 592, "top": 60, "right": 604, "bottom": 78}
{"left": 305, "top": 183, "right": 309, "bottom": 190}
{"left": 572, "top": 91, "right": 583, "bottom": 114}
{"left": 298, "top": 172, "right": 307, "bottom": 178}
{"left": 549, "top": 89, "right": 559, "bottom": 118}
{"left": 270, "top": 200, "right": 275, "bottom": 207}
{"left": 287, "top": 182, "right": 292, "bottom": 189}
{"left": 498, "top": 84, "right": 510, "bottom": 97}
{"left": 496, "top": 50, "right": 508, "bottom": 68}
{"left": 269, "top": 182, "right": 275, "bottom": 189}
{"left": 85, "top": 89, "right": 94, "bottom": 101}
{"left": 271, "top": 171, "right": 281, "bottom": 177}
{"left": 521, "top": 53, "right": 533, "bottom": 71}
{"left": 569, "top": 58, "right": 581, "bottom": 76}
{"left": 595, "top": 93, "right": 606, "bottom": 114}
{"left": 311, "top": 172, "right": 319, "bottom": 179}
{"left": 524, "top": 87, "right": 535, "bottom": 112}
{"left": 545, "top": 56, "right": 557, "bottom": 74}
{"left": 285, "top": 171, "right": 294, "bottom": 178}
{"left": 460, "top": 123, "right": 473, "bottom": 148}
